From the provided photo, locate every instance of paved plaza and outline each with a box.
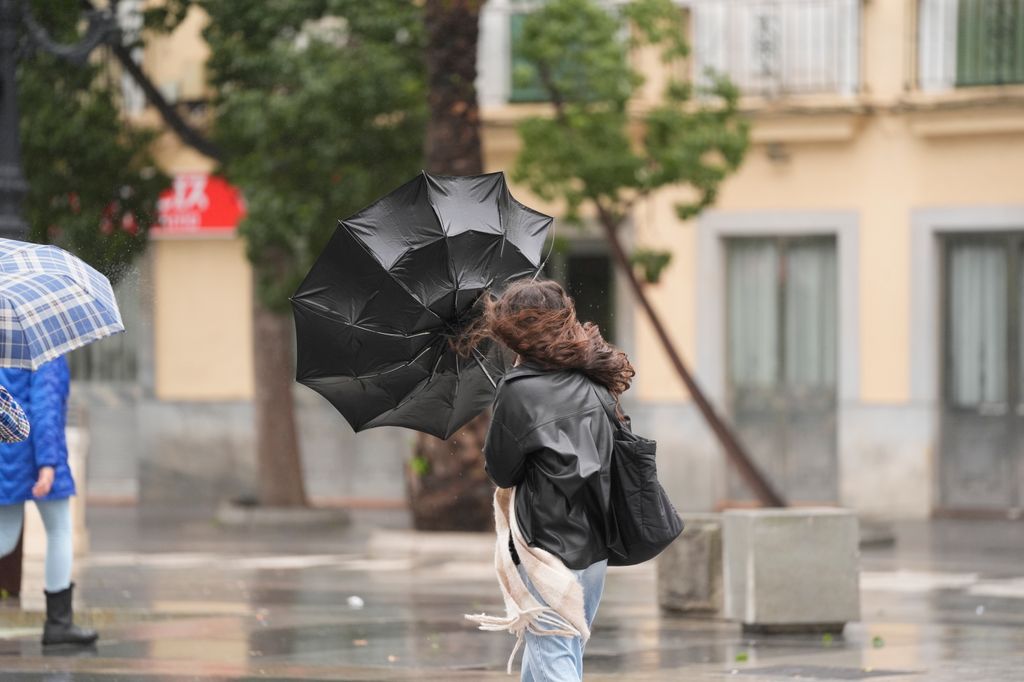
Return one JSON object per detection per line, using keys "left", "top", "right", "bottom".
{"left": 1, "top": 508, "right": 1023, "bottom": 681}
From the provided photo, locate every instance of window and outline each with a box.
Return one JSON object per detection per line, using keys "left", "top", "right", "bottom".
{"left": 919, "top": 0, "right": 1024, "bottom": 90}
{"left": 509, "top": 13, "right": 550, "bottom": 103}
{"left": 725, "top": 236, "right": 839, "bottom": 502}
{"left": 117, "top": 0, "right": 147, "bottom": 116}
{"left": 939, "top": 234, "right": 1024, "bottom": 510}
{"left": 544, "top": 247, "right": 616, "bottom": 344}
{"left": 956, "top": 0, "right": 1024, "bottom": 86}
{"left": 690, "top": 0, "right": 861, "bottom": 97}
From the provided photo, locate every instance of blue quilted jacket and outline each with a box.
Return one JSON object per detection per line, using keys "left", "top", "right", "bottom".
{"left": 0, "top": 357, "right": 75, "bottom": 505}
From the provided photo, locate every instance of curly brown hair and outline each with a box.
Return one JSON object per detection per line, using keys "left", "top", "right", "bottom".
{"left": 457, "top": 279, "right": 635, "bottom": 397}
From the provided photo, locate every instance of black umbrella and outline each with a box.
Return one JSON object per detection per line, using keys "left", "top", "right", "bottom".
{"left": 291, "top": 171, "right": 554, "bottom": 439}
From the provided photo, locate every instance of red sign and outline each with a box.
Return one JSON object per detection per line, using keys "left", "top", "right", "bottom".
{"left": 155, "top": 174, "right": 246, "bottom": 235}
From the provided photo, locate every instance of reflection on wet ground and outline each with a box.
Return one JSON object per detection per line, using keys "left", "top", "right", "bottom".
{"left": 1, "top": 510, "right": 1023, "bottom": 680}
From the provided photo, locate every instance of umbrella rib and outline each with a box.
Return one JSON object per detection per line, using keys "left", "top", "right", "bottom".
{"left": 424, "top": 197, "right": 459, "bottom": 319}
{"left": 307, "top": 341, "right": 439, "bottom": 383}
{"left": 360, "top": 341, "right": 448, "bottom": 428}
{"left": 340, "top": 221, "right": 446, "bottom": 329}
{"left": 532, "top": 222, "right": 558, "bottom": 281}
{"left": 471, "top": 347, "right": 498, "bottom": 389}
{"left": 291, "top": 297, "right": 436, "bottom": 339}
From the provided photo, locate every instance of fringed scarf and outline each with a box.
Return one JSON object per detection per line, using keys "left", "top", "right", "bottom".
{"left": 465, "top": 487, "right": 589, "bottom": 674}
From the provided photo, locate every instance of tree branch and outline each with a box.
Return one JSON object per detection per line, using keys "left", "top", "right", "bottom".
{"left": 107, "top": 38, "right": 222, "bottom": 161}
{"left": 536, "top": 62, "right": 568, "bottom": 124}
{"left": 79, "top": 0, "right": 222, "bottom": 161}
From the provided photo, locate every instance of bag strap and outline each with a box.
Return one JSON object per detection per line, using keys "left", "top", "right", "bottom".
{"left": 591, "top": 385, "right": 624, "bottom": 431}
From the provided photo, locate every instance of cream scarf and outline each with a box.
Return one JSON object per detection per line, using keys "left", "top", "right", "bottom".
{"left": 465, "top": 486, "right": 589, "bottom": 674}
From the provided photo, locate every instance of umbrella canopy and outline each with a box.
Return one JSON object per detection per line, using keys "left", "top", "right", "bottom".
{"left": 0, "top": 239, "right": 124, "bottom": 370}
{"left": 292, "top": 171, "right": 554, "bottom": 439}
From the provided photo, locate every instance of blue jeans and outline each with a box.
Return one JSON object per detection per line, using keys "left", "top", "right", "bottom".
{"left": 0, "top": 498, "right": 73, "bottom": 593}
{"left": 516, "top": 559, "right": 607, "bottom": 682}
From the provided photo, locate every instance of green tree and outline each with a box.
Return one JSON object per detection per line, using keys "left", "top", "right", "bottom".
{"left": 514, "top": 0, "right": 783, "bottom": 504}
{"left": 154, "top": 1, "right": 428, "bottom": 506}
{"left": 19, "top": 0, "right": 166, "bottom": 283}
{"left": 407, "top": 0, "right": 493, "bottom": 532}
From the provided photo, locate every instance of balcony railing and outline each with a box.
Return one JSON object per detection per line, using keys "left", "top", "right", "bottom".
{"left": 690, "top": 0, "right": 861, "bottom": 98}
{"left": 919, "top": 0, "right": 1024, "bottom": 91}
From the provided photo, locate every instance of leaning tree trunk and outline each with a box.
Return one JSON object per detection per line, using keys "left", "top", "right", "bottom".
{"left": 407, "top": 0, "right": 493, "bottom": 531}
{"left": 597, "top": 213, "right": 785, "bottom": 507}
{"left": 253, "top": 296, "right": 308, "bottom": 507}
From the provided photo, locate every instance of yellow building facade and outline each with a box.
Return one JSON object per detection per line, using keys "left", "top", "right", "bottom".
{"left": 115, "top": 0, "right": 1024, "bottom": 517}
{"left": 481, "top": 0, "right": 1024, "bottom": 518}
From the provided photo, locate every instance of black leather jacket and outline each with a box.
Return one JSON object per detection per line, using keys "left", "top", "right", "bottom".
{"left": 483, "top": 362, "right": 617, "bottom": 570}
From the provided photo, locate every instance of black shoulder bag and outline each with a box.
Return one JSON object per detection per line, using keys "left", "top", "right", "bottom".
{"left": 597, "top": 392, "right": 684, "bottom": 566}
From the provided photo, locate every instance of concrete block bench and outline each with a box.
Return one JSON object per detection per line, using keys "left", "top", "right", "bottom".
{"left": 722, "top": 508, "right": 860, "bottom": 634}
{"left": 656, "top": 514, "right": 723, "bottom": 615}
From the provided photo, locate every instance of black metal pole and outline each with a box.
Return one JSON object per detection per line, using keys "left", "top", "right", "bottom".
{"left": 0, "top": 0, "right": 26, "bottom": 594}
{"left": 0, "top": 0, "right": 28, "bottom": 241}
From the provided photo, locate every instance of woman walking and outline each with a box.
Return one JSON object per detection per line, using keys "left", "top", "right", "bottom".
{"left": 463, "top": 279, "right": 633, "bottom": 681}
{"left": 0, "top": 356, "right": 98, "bottom": 646}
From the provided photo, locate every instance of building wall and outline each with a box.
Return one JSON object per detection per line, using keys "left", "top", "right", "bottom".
{"left": 152, "top": 237, "right": 254, "bottom": 401}
{"left": 479, "top": 0, "right": 1024, "bottom": 518}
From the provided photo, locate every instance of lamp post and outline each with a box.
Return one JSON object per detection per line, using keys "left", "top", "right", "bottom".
{"left": 0, "top": 0, "right": 28, "bottom": 241}
{"left": 0, "top": 0, "right": 27, "bottom": 598}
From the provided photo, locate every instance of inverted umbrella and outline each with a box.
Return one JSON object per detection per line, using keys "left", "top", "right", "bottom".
{"left": 0, "top": 239, "right": 124, "bottom": 370}
{"left": 292, "top": 171, "right": 553, "bottom": 439}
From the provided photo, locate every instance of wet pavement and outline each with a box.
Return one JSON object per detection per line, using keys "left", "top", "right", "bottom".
{"left": 1, "top": 508, "right": 1023, "bottom": 681}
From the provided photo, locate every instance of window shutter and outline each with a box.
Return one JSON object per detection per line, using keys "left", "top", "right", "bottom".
{"left": 956, "top": 0, "right": 1024, "bottom": 86}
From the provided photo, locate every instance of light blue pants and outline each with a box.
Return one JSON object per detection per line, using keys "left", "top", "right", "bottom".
{"left": 516, "top": 559, "right": 607, "bottom": 682}
{"left": 0, "top": 498, "right": 73, "bottom": 593}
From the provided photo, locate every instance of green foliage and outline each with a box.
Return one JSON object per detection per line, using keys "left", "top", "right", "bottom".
{"left": 19, "top": 0, "right": 166, "bottom": 284}
{"left": 513, "top": 0, "right": 749, "bottom": 232}
{"left": 153, "top": 0, "right": 427, "bottom": 312}
{"left": 409, "top": 455, "right": 430, "bottom": 477}
{"left": 630, "top": 248, "right": 672, "bottom": 284}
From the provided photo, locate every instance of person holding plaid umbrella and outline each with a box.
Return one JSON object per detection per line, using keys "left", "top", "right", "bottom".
{"left": 0, "top": 239, "right": 120, "bottom": 647}
{"left": 0, "top": 356, "right": 97, "bottom": 646}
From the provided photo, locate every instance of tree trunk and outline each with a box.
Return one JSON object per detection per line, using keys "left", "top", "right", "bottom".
{"left": 423, "top": 0, "right": 484, "bottom": 177}
{"left": 598, "top": 215, "right": 786, "bottom": 507}
{"left": 407, "top": 0, "right": 493, "bottom": 531}
{"left": 407, "top": 412, "right": 493, "bottom": 531}
{"left": 253, "top": 297, "right": 308, "bottom": 507}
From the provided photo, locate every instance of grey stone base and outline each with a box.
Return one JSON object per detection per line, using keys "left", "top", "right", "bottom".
{"left": 216, "top": 502, "right": 350, "bottom": 527}
{"left": 742, "top": 622, "right": 847, "bottom": 635}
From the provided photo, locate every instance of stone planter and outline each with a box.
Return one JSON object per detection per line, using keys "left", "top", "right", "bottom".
{"left": 722, "top": 508, "right": 860, "bottom": 634}
{"left": 656, "top": 513, "right": 723, "bottom": 615}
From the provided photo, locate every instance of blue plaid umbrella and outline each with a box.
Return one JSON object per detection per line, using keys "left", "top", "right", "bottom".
{"left": 0, "top": 239, "right": 124, "bottom": 370}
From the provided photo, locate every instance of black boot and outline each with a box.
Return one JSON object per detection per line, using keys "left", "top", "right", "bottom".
{"left": 42, "top": 583, "right": 98, "bottom": 646}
